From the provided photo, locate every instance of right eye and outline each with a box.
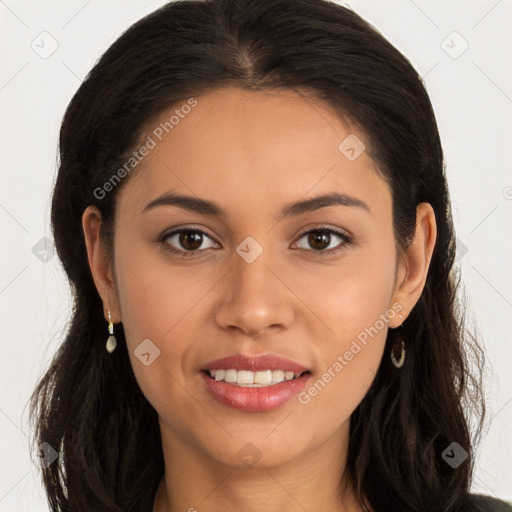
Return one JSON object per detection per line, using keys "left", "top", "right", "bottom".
{"left": 160, "top": 227, "right": 219, "bottom": 256}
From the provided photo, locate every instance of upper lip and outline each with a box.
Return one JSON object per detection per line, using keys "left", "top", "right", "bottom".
{"left": 202, "top": 354, "right": 310, "bottom": 373}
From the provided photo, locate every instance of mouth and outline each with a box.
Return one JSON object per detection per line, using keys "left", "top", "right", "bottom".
{"left": 200, "top": 353, "right": 312, "bottom": 412}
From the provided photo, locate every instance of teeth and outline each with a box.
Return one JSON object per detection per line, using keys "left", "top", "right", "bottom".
{"left": 224, "top": 369, "right": 237, "bottom": 383}
{"left": 207, "top": 369, "right": 304, "bottom": 387}
{"left": 254, "top": 370, "right": 272, "bottom": 385}
{"left": 272, "top": 370, "right": 284, "bottom": 382}
{"left": 237, "top": 370, "right": 255, "bottom": 385}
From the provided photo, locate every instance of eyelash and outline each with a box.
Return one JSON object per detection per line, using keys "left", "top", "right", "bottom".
{"left": 158, "top": 226, "right": 353, "bottom": 258}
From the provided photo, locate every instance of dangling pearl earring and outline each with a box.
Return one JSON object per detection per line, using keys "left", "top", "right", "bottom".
{"left": 106, "top": 309, "right": 117, "bottom": 353}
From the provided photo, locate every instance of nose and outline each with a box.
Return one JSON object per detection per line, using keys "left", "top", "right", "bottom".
{"left": 214, "top": 245, "right": 295, "bottom": 338}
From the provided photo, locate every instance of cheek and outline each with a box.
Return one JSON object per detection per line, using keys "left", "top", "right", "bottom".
{"left": 294, "top": 234, "right": 397, "bottom": 342}
{"left": 112, "top": 242, "right": 211, "bottom": 401}
{"left": 113, "top": 225, "right": 215, "bottom": 347}
{"left": 294, "top": 238, "right": 396, "bottom": 416}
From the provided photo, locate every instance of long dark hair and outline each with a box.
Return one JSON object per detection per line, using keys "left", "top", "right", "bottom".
{"left": 29, "top": 0, "right": 487, "bottom": 510}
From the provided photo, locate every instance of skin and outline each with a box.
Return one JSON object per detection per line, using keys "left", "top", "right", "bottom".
{"left": 82, "top": 87, "right": 436, "bottom": 512}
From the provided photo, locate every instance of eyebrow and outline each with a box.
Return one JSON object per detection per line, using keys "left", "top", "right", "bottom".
{"left": 143, "top": 190, "right": 371, "bottom": 219}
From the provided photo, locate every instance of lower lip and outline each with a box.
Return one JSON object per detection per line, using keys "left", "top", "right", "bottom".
{"left": 201, "top": 371, "right": 311, "bottom": 412}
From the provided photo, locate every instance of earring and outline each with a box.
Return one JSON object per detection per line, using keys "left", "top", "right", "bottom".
{"left": 391, "top": 314, "right": 405, "bottom": 368}
{"left": 106, "top": 309, "right": 117, "bottom": 353}
{"left": 391, "top": 337, "right": 405, "bottom": 368}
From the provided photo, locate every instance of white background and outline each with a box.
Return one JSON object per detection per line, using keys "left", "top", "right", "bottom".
{"left": 0, "top": 0, "right": 511, "bottom": 509}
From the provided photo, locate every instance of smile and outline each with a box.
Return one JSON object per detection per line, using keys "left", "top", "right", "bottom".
{"left": 205, "top": 368, "right": 307, "bottom": 387}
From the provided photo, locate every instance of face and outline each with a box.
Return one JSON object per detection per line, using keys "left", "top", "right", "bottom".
{"left": 87, "top": 87, "right": 421, "bottom": 472}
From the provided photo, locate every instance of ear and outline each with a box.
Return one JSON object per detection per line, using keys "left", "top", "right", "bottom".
{"left": 388, "top": 202, "right": 437, "bottom": 328}
{"left": 82, "top": 205, "right": 122, "bottom": 323}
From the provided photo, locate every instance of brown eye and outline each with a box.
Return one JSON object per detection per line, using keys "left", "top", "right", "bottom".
{"left": 307, "top": 231, "right": 331, "bottom": 251}
{"left": 161, "top": 228, "right": 218, "bottom": 255}
{"left": 178, "top": 230, "right": 203, "bottom": 251}
{"left": 294, "top": 227, "right": 352, "bottom": 255}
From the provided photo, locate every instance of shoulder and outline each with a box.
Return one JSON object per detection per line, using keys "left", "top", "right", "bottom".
{"left": 462, "top": 494, "right": 512, "bottom": 512}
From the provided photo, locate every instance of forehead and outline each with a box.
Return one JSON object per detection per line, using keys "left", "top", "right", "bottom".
{"left": 117, "top": 87, "right": 391, "bottom": 221}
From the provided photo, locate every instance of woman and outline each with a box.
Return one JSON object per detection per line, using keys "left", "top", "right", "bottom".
{"left": 29, "top": 0, "right": 511, "bottom": 510}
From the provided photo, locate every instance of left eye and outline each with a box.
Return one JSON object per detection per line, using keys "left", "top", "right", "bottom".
{"left": 294, "top": 228, "right": 351, "bottom": 253}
